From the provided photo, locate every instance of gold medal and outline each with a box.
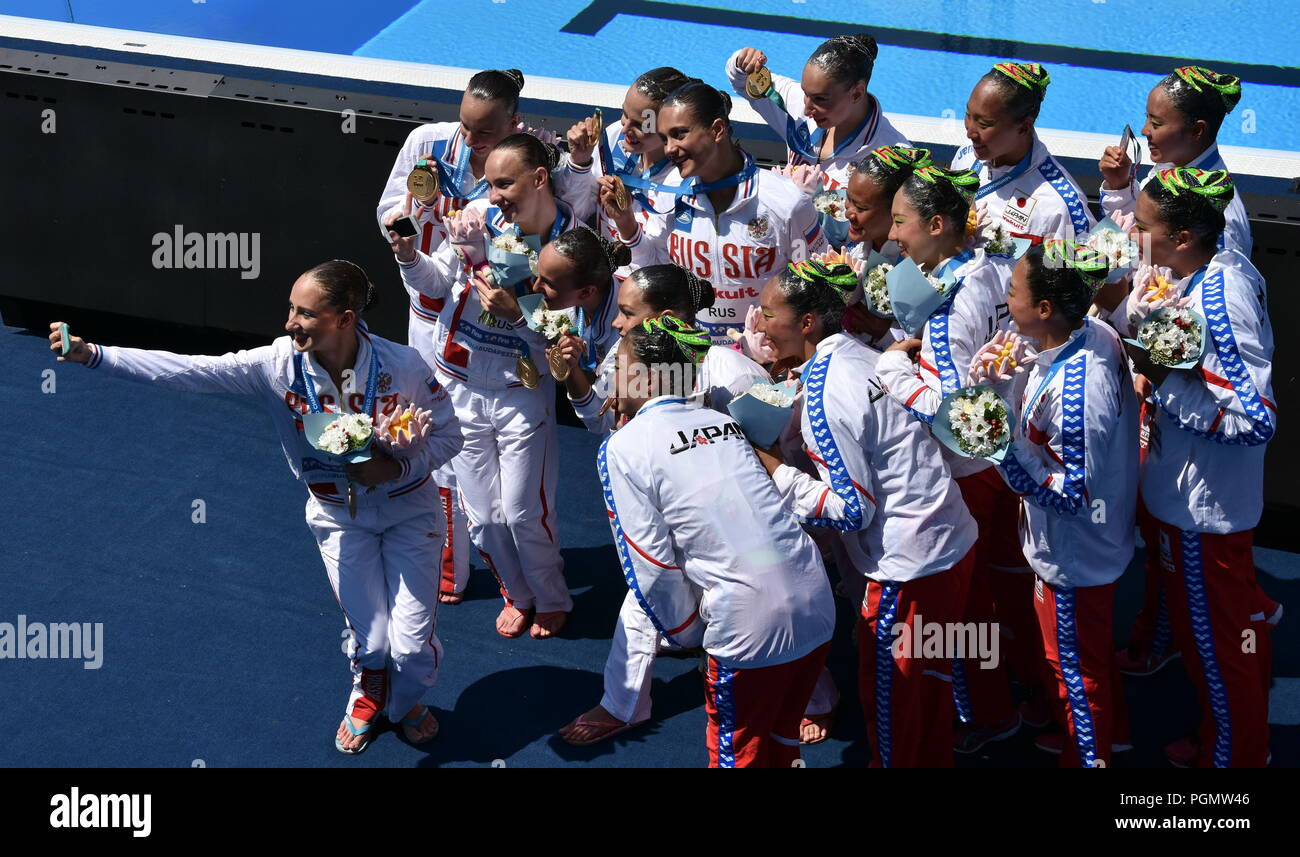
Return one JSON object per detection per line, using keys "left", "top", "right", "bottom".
{"left": 406, "top": 158, "right": 440, "bottom": 203}
{"left": 745, "top": 66, "right": 772, "bottom": 100}
{"left": 547, "top": 345, "right": 571, "bottom": 382}
{"left": 610, "top": 175, "right": 629, "bottom": 211}
{"left": 516, "top": 356, "right": 540, "bottom": 389}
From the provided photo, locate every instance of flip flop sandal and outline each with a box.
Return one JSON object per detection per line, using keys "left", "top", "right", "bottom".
{"left": 800, "top": 707, "right": 838, "bottom": 746}
{"left": 335, "top": 716, "right": 375, "bottom": 755}
{"left": 398, "top": 705, "right": 440, "bottom": 745}
{"left": 497, "top": 606, "right": 535, "bottom": 639}
{"left": 560, "top": 717, "right": 648, "bottom": 747}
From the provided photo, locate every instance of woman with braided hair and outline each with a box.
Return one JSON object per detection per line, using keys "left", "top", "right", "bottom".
{"left": 980, "top": 240, "right": 1139, "bottom": 768}
{"left": 875, "top": 164, "right": 1044, "bottom": 752}
{"left": 556, "top": 267, "right": 769, "bottom": 747}
{"left": 953, "top": 61, "right": 1095, "bottom": 244}
{"left": 556, "top": 67, "right": 690, "bottom": 258}
{"left": 752, "top": 259, "right": 977, "bottom": 767}
{"left": 1098, "top": 66, "right": 1251, "bottom": 257}
{"left": 1111, "top": 168, "right": 1276, "bottom": 768}
{"left": 48, "top": 261, "right": 464, "bottom": 755}
{"left": 389, "top": 133, "right": 581, "bottom": 640}
{"left": 595, "top": 316, "right": 835, "bottom": 767}
{"left": 610, "top": 79, "right": 826, "bottom": 345}
{"left": 726, "top": 35, "right": 909, "bottom": 226}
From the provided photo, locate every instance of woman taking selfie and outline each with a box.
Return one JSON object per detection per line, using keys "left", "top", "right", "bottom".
{"left": 50, "top": 261, "right": 462, "bottom": 756}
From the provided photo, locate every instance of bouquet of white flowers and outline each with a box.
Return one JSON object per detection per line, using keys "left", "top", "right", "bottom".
{"left": 531, "top": 306, "right": 576, "bottom": 341}
{"left": 813, "top": 190, "right": 847, "bottom": 222}
{"left": 1084, "top": 217, "right": 1140, "bottom": 282}
{"left": 863, "top": 263, "right": 894, "bottom": 318}
{"left": 1135, "top": 307, "right": 1205, "bottom": 367}
{"left": 727, "top": 381, "right": 798, "bottom": 448}
{"left": 487, "top": 230, "right": 541, "bottom": 286}
{"left": 316, "top": 413, "right": 373, "bottom": 456}
{"left": 980, "top": 221, "right": 1017, "bottom": 256}
{"left": 936, "top": 386, "right": 1011, "bottom": 460}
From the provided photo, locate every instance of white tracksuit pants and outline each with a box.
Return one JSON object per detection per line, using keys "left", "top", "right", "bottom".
{"left": 600, "top": 591, "right": 705, "bottom": 724}
{"left": 306, "top": 480, "right": 444, "bottom": 723}
{"left": 447, "top": 379, "right": 571, "bottom": 614}
{"left": 433, "top": 460, "right": 470, "bottom": 596}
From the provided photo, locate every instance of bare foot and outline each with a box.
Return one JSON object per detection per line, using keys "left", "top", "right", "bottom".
{"left": 531, "top": 610, "right": 568, "bottom": 639}
{"left": 496, "top": 604, "right": 532, "bottom": 638}
{"left": 439, "top": 590, "right": 465, "bottom": 605}
{"left": 336, "top": 716, "right": 370, "bottom": 752}
{"left": 800, "top": 714, "right": 832, "bottom": 745}
{"left": 400, "top": 704, "right": 439, "bottom": 744}
{"left": 558, "top": 704, "right": 635, "bottom": 745}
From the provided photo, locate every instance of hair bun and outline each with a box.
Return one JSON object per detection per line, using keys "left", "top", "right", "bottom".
{"left": 597, "top": 236, "right": 631, "bottom": 272}
{"left": 993, "top": 61, "right": 1051, "bottom": 94}
{"left": 502, "top": 68, "right": 525, "bottom": 91}
{"left": 684, "top": 269, "right": 716, "bottom": 312}
{"left": 1174, "top": 65, "right": 1242, "bottom": 112}
{"left": 1154, "top": 166, "right": 1236, "bottom": 212}
{"left": 851, "top": 33, "right": 879, "bottom": 61}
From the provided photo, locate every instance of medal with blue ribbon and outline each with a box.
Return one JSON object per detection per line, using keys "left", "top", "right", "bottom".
{"left": 295, "top": 342, "right": 381, "bottom": 518}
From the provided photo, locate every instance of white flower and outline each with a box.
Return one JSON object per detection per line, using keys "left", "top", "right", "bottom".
{"left": 864, "top": 263, "right": 894, "bottom": 316}
{"left": 743, "top": 384, "right": 794, "bottom": 407}
{"left": 923, "top": 269, "right": 952, "bottom": 297}
{"left": 318, "top": 412, "right": 373, "bottom": 454}
{"left": 490, "top": 232, "right": 532, "bottom": 255}
{"left": 812, "top": 191, "right": 847, "bottom": 221}
{"left": 1085, "top": 228, "right": 1139, "bottom": 270}
{"left": 531, "top": 306, "right": 575, "bottom": 342}
{"left": 947, "top": 387, "right": 1010, "bottom": 458}
{"left": 980, "top": 222, "right": 1016, "bottom": 255}
{"left": 1137, "top": 309, "right": 1202, "bottom": 366}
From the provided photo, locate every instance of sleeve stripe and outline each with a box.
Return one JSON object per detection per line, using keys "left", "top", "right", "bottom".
{"left": 622, "top": 532, "right": 680, "bottom": 570}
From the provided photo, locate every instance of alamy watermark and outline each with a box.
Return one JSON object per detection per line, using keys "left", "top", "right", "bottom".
{"left": 0, "top": 615, "right": 103, "bottom": 669}
{"left": 892, "top": 615, "right": 1000, "bottom": 670}
{"left": 151, "top": 225, "right": 261, "bottom": 279}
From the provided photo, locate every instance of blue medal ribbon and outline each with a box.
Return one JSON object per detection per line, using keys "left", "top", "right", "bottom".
{"left": 295, "top": 339, "right": 380, "bottom": 416}
{"left": 599, "top": 131, "right": 675, "bottom": 213}
{"left": 432, "top": 132, "right": 490, "bottom": 201}
{"left": 974, "top": 146, "right": 1037, "bottom": 201}
{"left": 757, "top": 83, "right": 877, "bottom": 165}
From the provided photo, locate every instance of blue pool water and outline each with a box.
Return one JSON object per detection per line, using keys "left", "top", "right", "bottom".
{"left": 3, "top": 0, "right": 1296, "bottom": 150}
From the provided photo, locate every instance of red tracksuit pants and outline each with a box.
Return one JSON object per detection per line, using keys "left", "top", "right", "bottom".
{"left": 1144, "top": 517, "right": 1272, "bottom": 767}
{"left": 857, "top": 549, "right": 975, "bottom": 767}
{"left": 703, "top": 642, "right": 831, "bottom": 768}
{"left": 1034, "top": 577, "right": 1129, "bottom": 767}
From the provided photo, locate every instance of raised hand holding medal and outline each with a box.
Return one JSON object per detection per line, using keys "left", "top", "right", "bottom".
{"left": 406, "top": 156, "right": 440, "bottom": 204}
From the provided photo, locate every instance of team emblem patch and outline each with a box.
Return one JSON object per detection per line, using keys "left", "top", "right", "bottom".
{"left": 747, "top": 216, "right": 770, "bottom": 240}
{"left": 376, "top": 372, "right": 392, "bottom": 394}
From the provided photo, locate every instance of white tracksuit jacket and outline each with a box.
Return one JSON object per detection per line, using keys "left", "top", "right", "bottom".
{"left": 618, "top": 161, "right": 827, "bottom": 343}
{"left": 376, "top": 122, "right": 478, "bottom": 240}
{"left": 82, "top": 325, "right": 463, "bottom": 508}
{"left": 876, "top": 248, "right": 1016, "bottom": 478}
{"left": 571, "top": 343, "right": 770, "bottom": 436}
{"left": 598, "top": 395, "right": 835, "bottom": 668}
{"left": 1114, "top": 248, "right": 1276, "bottom": 533}
{"left": 995, "top": 318, "right": 1138, "bottom": 588}
{"left": 396, "top": 198, "right": 580, "bottom": 389}
{"left": 769, "top": 333, "right": 978, "bottom": 583}
{"left": 951, "top": 133, "right": 1096, "bottom": 243}
{"left": 1099, "top": 144, "right": 1252, "bottom": 256}
{"left": 723, "top": 49, "right": 909, "bottom": 189}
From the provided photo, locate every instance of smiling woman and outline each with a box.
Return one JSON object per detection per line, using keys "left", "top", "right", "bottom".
{"left": 45, "top": 260, "right": 464, "bottom": 757}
